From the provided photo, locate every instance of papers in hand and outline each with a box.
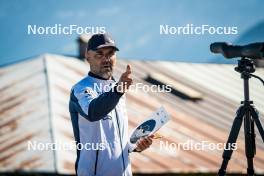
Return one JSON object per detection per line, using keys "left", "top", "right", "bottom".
{"left": 130, "top": 106, "right": 170, "bottom": 144}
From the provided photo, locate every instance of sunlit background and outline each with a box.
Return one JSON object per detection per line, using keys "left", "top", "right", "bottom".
{"left": 0, "top": 0, "right": 264, "bottom": 66}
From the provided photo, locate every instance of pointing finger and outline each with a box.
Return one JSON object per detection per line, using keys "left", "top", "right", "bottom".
{"left": 126, "top": 64, "right": 131, "bottom": 74}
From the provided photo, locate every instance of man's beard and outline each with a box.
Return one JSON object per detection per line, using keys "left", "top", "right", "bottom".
{"left": 98, "top": 66, "right": 113, "bottom": 79}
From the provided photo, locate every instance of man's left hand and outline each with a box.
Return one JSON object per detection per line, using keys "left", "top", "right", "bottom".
{"left": 134, "top": 135, "right": 154, "bottom": 152}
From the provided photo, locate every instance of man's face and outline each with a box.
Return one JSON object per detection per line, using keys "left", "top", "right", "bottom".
{"left": 86, "top": 47, "right": 117, "bottom": 79}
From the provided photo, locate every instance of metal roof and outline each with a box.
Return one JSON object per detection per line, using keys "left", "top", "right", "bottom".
{"left": 0, "top": 54, "right": 264, "bottom": 174}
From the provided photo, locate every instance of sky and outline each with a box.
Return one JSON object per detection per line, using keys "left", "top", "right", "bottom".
{"left": 0, "top": 0, "right": 264, "bottom": 66}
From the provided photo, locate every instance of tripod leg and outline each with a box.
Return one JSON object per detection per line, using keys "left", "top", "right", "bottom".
{"left": 250, "top": 106, "right": 264, "bottom": 142}
{"left": 244, "top": 109, "right": 255, "bottom": 176}
{"left": 218, "top": 106, "right": 245, "bottom": 176}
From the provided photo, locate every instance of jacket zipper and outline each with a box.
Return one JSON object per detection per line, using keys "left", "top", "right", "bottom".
{"left": 115, "top": 108, "right": 125, "bottom": 175}
{"left": 94, "top": 150, "right": 99, "bottom": 175}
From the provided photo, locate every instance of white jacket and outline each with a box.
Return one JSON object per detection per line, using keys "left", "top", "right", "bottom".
{"left": 69, "top": 72, "right": 134, "bottom": 176}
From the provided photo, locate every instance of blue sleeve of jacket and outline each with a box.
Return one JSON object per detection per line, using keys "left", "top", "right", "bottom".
{"left": 70, "top": 84, "right": 123, "bottom": 122}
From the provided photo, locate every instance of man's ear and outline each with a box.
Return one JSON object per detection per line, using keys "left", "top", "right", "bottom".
{"left": 85, "top": 50, "right": 90, "bottom": 63}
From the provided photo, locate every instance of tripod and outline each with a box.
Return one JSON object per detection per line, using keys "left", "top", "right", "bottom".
{"left": 218, "top": 58, "right": 264, "bottom": 176}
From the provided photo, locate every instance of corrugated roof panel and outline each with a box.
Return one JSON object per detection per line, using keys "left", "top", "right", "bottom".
{"left": 45, "top": 55, "right": 81, "bottom": 174}
{"left": 0, "top": 57, "right": 56, "bottom": 172}
{"left": 147, "top": 72, "right": 203, "bottom": 100}
{"left": 159, "top": 62, "right": 264, "bottom": 113}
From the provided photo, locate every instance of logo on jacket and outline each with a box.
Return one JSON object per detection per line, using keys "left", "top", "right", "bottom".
{"left": 84, "top": 87, "right": 97, "bottom": 98}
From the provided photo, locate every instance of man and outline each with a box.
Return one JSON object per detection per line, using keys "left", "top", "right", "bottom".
{"left": 69, "top": 33, "right": 153, "bottom": 176}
